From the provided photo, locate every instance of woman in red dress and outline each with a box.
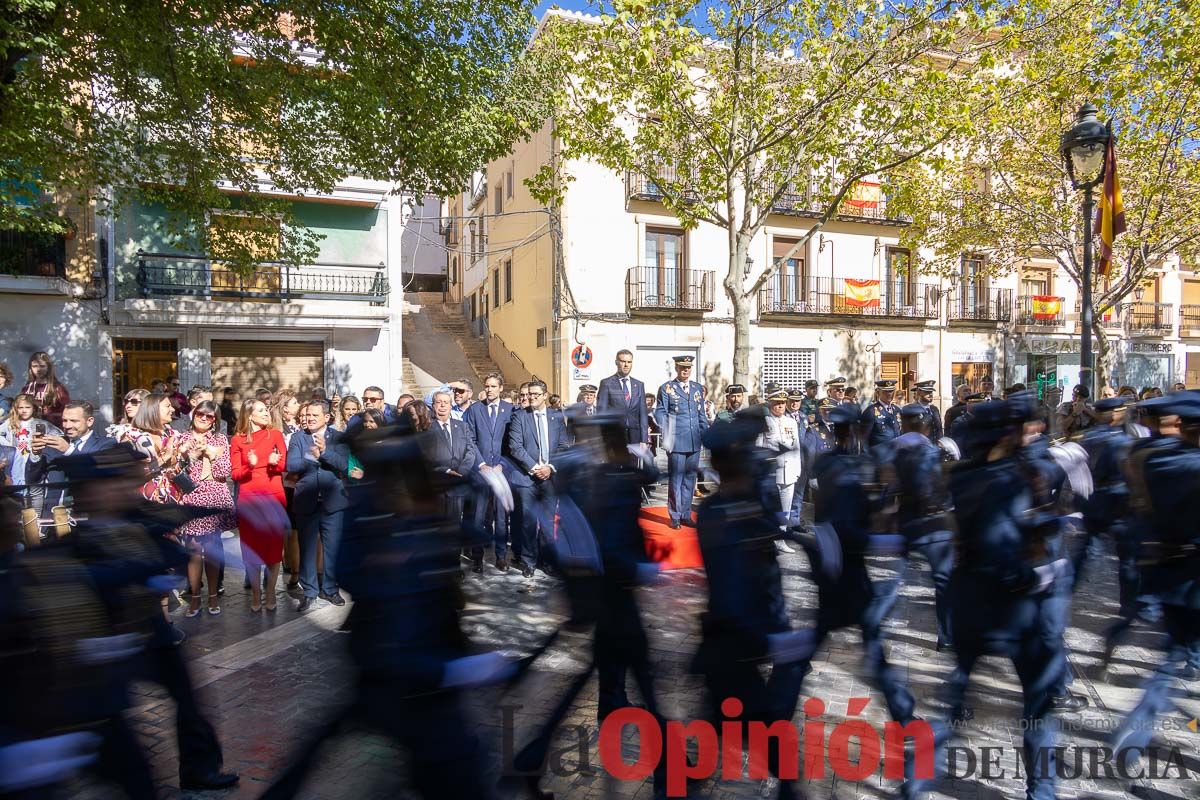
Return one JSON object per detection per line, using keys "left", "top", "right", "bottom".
{"left": 230, "top": 398, "right": 288, "bottom": 612}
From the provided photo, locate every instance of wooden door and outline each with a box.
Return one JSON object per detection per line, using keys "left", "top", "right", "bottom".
{"left": 112, "top": 338, "right": 178, "bottom": 400}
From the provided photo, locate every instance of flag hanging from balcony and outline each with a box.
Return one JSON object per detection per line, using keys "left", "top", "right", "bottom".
{"left": 844, "top": 278, "right": 881, "bottom": 308}
{"left": 1094, "top": 130, "right": 1126, "bottom": 277}
{"left": 1030, "top": 295, "right": 1062, "bottom": 320}
{"left": 844, "top": 180, "right": 881, "bottom": 209}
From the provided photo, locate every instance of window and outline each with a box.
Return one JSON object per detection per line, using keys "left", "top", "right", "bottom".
{"left": 952, "top": 362, "right": 993, "bottom": 393}
{"left": 885, "top": 247, "right": 915, "bottom": 307}
{"left": 450, "top": 256, "right": 458, "bottom": 286}
{"left": 469, "top": 220, "right": 478, "bottom": 263}
{"left": 493, "top": 269, "right": 500, "bottom": 308}
{"left": 642, "top": 227, "right": 686, "bottom": 305}
{"left": 960, "top": 253, "right": 986, "bottom": 312}
{"left": 494, "top": 185, "right": 503, "bottom": 215}
{"left": 1020, "top": 268, "right": 1052, "bottom": 297}
{"left": 536, "top": 327, "right": 548, "bottom": 348}
{"left": 504, "top": 259, "right": 512, "bottom": 303}
{"left": 506, "top": 170, "right": 514, "bottom": 199}
{"left": 761, "top": 348, "right": 817, "bottom": 392}
{"left": 469, "top": 293, "right": 476, "bottom": 321}
{"left": 771, "top": 238, "right": 805, "bottom": 306}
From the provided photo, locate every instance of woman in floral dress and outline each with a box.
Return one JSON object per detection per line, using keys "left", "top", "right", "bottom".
{"left": 117, "top": 392, "right": 182, "bottom": 504}
{"left": 175, "top": 400, "right": 236, "bottom": 616}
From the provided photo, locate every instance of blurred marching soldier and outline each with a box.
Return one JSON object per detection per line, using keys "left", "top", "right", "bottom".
{"left": 796, "top": 405, "right": 917, "bottom": 727}
{"left": 263, "top": 421, "right": 510, "bottom": 800}
{"left": 913, "top": 379, "right": 943, "bottom": 442}
{"left": 714, "top": 384, "right": 746, "bottom": 423}
{"left": 946, "top": 393, "right": 986, "bottom": 442}
{"left": 861, "top": 379, "right": 901, "bottom": 449}
{"left": 1110, "top": 392, "right": 1200, "bottom": 768}
{"left": 799, "top": 379, "right": 821, "bottom": 425}
{"left": 654, "top": 355, "right": 709, "bottom": 529}
{"left": 822, "top": 376, "right": 847, "bottom": 407}
{"left": 903, "top": 399, "right": 1067, "bottom": 800}
{"left": 692, "top": 411, "right": 807, "bottom": 799}
{"left": 890, "top": 404, "right": 955, "bottom": 650}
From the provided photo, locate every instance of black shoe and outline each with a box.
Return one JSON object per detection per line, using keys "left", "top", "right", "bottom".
{"left": 668, "top": 519, "right": 681, "bottom": 530}
{"left": 936, "top": 641, "right": 953, "bottom": 652}
{"left": 180, "top": 770, "right": 240, "bottom": 791}
{"left": 521, "top": 564, "right": 535, "bottom": 578}
{"left": 169, "top": 624, "right": 187, "bottom": 646}
{"left": 320, "top": 591, "right": 346, "bottom": 607}
{"left": 472, "top": 560, "right": 484, "bottom": 574}
{"left": 1177, "top": 664, "right": 1198, "bottom": 681}
{"left": 680, "top": 517, "right": 696, "bottom": 528}
{"left": 495, "top": 557, "right": 509, "bottom": 572}
{"left": 296, "top": 597, "right": 312, "bottom": 612}
{"left": 286, "top": 579, "right": 301, "bottom": 592}
{"left": 1049, "top": 693, "right": 1089, "bottom": 712}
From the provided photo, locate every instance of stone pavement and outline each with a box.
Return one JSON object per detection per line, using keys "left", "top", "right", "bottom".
{"left": 72, "top": 526, "right": 1199, "bottom": 800}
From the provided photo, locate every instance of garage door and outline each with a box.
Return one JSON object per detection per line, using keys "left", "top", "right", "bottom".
{"left": 210, "top": 340, "right": 325, "bottom": 400}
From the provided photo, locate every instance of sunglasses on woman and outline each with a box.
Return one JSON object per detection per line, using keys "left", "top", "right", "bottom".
{"left": 194, "top": 412, "right": 216, "bottom": 421}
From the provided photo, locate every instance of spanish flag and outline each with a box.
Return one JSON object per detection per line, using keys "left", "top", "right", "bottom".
{"left": 1031, "top": 295, "right": 1062, "bottom": 320}
{"left": 844, "top": 278, "right": 881, "bottom": 308}
{"left": 1094, "top": 130, "right": 1126, "bottom": 277}
{"left": 845, "top": 180, "right": 881, "bottom": 209}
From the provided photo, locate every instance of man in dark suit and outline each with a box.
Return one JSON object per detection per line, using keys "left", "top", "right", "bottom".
{"left": 463, "top": 373, "right": 516, "bottom": 572}
{"left": 507, "top": 380, "right": 571, "bottom": 577}
{"left": 27, "top": 401, "right": 115, "bottom": 503}
{"left": 170, "top": 386, "right": 229, "bottom": 436}
{"left": 596, "top": 349, "right": 649, "bottom": 445}
{"left": 429, "top": 390, "right": 478, "bottom": 530}
{"left": 286, "top": 399, "right": 349, "bottom": 611}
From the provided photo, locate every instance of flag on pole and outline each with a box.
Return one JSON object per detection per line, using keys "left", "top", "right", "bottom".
{"left": 1094, "top": 130, "right": 1126, "bottom": 277}
{"left": 843, "top": 278, "right": 881, "bottom": 308}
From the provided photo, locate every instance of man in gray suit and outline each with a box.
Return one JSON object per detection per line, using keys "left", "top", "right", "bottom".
{"left": 171, "top": 385, "right": 229, "bottom": 436}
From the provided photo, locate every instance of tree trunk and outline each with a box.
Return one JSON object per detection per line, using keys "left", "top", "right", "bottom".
{"left": 1093, "top": 320, "right": 1111, "bottom": 390}
{"left": 727, "top": 235, "right": 753, "bottom": 387}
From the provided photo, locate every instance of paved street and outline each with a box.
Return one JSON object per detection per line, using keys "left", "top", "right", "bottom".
{"left": 73, "top": 524, "right": 1199, "bottom": 800}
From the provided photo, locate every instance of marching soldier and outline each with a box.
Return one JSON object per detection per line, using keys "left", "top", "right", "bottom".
{"left": 654, "top": 355, "right": 709, "bottom": 529}
{"left": 913, "top": 379, "right": 943, "bottom": 441}
{"left": 861, "top": 379, "right": 901, "bottom": 449}
{"left": 799, "top": 379, "right": 821, "bottom": 425}
{"left": 714, "top": 384, "right": 746, "bottom": 424}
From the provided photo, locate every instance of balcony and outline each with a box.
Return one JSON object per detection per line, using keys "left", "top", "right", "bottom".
{"left": 1128, "top": 302, "right": 1173, "bottom": 336}
{"left": 132, "top": 250, "right": 389, "bottom": 305}
{"left": 0, "top": 229, "right": 70, "bottom": 295}
{"left": 948, "top": 286, "right": 1013, "bottom": 323}
{"left": 1015, "top": 295, "right": 1066, "bottom": 326}
{"left": 768, "top": 185, "right": 911, "bottom": 226}
{"left": 1181, "top": 305, "right": 1200, "bottom": 332}
{"left": 626, "top": 266, "right": 714, "bottom": 313}
{"left": 625, "top": 167, "right": 700, "bottom": 203}
{"left": 757, "top": 277, "right": 939, "bottom": 320}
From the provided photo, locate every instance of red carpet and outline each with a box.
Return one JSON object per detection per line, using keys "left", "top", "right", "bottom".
{"left": 638, "top": 506, "right": 704, "bottom": 570}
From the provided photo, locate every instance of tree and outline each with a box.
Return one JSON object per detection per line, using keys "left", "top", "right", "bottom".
{"left": 890, "top": 0, "right": 1200, "bottom": 388}
{"left": 528, "top": 0, "right": 1057, "bottom": 385}
{"left": 1, "top": 0, "right": 548, "bottom": 267}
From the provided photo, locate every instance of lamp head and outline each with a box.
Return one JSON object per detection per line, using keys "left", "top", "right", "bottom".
{"left": 1060, "top": 103, "right": 1110, "bottom": 191}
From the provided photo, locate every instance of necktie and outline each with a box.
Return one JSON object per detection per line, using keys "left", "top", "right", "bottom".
{"left": 442, "top": 422, "right": 452, "bottom": 450}
{"left": 490, "top": 404, "right": 497, "bottom": 424}
{"left": 537, "top": 413, "right": 549, "bottom": 463}
{"left": 623, "top": 378, "right": 631, "bottom": 403}
{"left": 66, "top": 438, "right": 78, "bottom": 456}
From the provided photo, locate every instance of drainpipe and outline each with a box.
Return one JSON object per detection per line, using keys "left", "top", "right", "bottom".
{"left": 550, "top": 124, "right": 564, "bottom": 395}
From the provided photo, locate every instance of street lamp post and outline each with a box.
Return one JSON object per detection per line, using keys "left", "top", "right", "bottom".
{"left": 1060, "top": 103, "right": 1111, "bottom": 396}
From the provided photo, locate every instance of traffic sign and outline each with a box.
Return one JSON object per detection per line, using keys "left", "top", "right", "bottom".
{"left": 570, "top": 344, "right": 593, "bottom": 369}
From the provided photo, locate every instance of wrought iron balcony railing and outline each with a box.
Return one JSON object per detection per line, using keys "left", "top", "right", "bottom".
{"left": 757, "top": 276, "right": 939, "bottom": 319}
{"left": 1181, "top": 304, "right": 1200, "bottom": 329}
{"left": 132, "top": 250, "right": 389, "bottom": 304}
{"left": 625, "top": 167, "right": 701, "bottom": 203}
{"left": 626, "top": 266, "right": 714, "bottom": 312}
{"left": 1128, "top": 302, "right": 1173, "bottom": 335}
{"left": 767, "top": 185, "right": 911, "bottom": 224}
{"left": 1015, "top": 295, "right": 1066, "bottom": 326}
{"left": 948, "top": 286, "right": 1013, "bottom": 322}
{"left": 0, "top": 229, "right": 67, "bottom": 279}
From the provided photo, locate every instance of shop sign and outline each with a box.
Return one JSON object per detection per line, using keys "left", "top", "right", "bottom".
{"left": 1129, "top": 342, "right": 1172, "bottom": 354}
{"left": 1021, "top": 336, "right": 1080, "bottom": 354}
{"left": 951, "top": 349, "right": 996, "bottom": 362}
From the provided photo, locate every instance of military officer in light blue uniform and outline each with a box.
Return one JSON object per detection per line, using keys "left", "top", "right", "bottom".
{"left": 654, "top": 355, "right": 709, "bottom": 529}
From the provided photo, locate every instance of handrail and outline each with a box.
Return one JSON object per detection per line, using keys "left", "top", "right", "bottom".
{"left": 135, "top": 249, "right": 385, "bottom": 270}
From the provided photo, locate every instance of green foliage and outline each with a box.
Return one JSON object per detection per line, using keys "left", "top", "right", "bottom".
{"left": 0, "top": 0, "right": 549, "bottom": 271}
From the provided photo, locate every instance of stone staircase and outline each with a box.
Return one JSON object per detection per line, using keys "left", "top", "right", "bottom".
{"left": 402, "top": 292, "right": 504, "bottom": 392}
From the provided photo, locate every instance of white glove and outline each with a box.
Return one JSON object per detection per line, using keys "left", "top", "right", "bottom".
{"left": 441, "top": 652, "right": 519, "bottom": 688}
{"left": 479, "top": 469, "right": 514, "bottom": 513}
{"left": 1032, "top": 558, "right": 1070, "bottom": 594}
{"left": 0, "top": 732, "right": 102, "bottom": 791}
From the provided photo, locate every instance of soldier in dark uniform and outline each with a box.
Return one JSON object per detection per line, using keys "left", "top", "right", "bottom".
{"left": 1073, "top": 397, "right": 1134, "bottom": 605}
{"left": 946, "top": 393, "right": 986, "bottom": 442}
{"left": 802, "top": 398, "right": 836, "bottom": 458}
{"left": 654, "top": 355, "right": 709, "bottom": 529}
{"left": 904, "top": 399, "right": 1067, "bottom": 800}
{"left": 861, "top": 379, "right": 901, "bottom": 450}
{"left": 1110, "top": 392, "right": 1200, "bottom": 768}
{"left": 822, "top": 376, "right": 847, "bottom": 408}
{"left": 890, "top": 404, "right": 955, "bottom": 650}
{"left": 714, "top": 384, "right": 746, "bottom": 424}
{"left": 913, "top": 379, "right": 943, "bottom": 441}
{"left": 796, "top": 404, "right": 917, "bottom": 727}
{"left": 692, "top": 412, "right": 807, "bottom": 799}
{"left": 799, "top": 380, "right": 821, "bottom": 425}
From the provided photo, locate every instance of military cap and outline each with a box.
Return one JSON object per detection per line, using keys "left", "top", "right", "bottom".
{"left": 900, "top": 403, "right": 929, "bottom": 419}
{"left": 673, "top": 355, "right": 695, "bottom": 365}
{"left": 805, "top": 379, "right": 820, "bottom": 390}
{"left": 1141, "top": 391, "right": 1200, "bottom": 420}
{"left": 787, "top": 388, "right": 805, "bottom": 401}
{"left": 914, "top": 379, "right": 936, "bottom": 392}
{"left": 828, "top": 404, "right": 860, "bottom": 425}
{"left": 968, "top": 399, "right": 1020, "bottom": 430}
{"left": 766, "top": 389, "right": 790, "bottom": 402}
{"left": 702, "top": 409, "right": 762, "bottom": 452}
{"left": 965, "top": 393, "right": 987, "bottom": 404}
{"left": 875, "top": 379, "right": 898, "bottom": 390}
{"left": 818, "top": 398, "right": 837, "bottom": 410}
{"left": 579, "top": 384, "right": 598, "bottom": 393}
{"left": 725, "top": 384, "right": 746, "bottom": 395}
{"left": 824, "top": 376, "right": 847, "bottom": 387}
{"left": 763, "top": 380, "right": 783, "bottom": 396}
{"left": 1095, "top": 396, "right": 1127, "bottom": 412}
